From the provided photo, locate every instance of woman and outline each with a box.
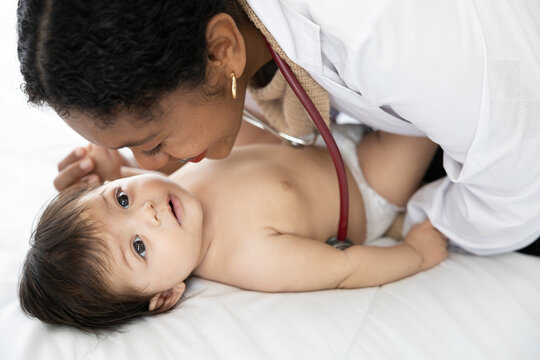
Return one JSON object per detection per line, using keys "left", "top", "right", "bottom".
{"left": 17, "top": 0, "right": 540, "bottom": 255}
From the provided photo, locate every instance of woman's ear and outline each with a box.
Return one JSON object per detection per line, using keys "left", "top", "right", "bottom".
{"left": 148, "top": 282, "right": 186, "bottom": 312}
{"left": 205, "top": 13, "right": 247, "bottom": 79}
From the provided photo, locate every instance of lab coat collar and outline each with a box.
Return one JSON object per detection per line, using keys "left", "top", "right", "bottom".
{"left": 243, "top": 0, "right": 322, "bottom": 75}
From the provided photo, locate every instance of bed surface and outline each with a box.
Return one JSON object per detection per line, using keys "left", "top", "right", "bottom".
{"left": 1, "top": 2, "right": 539, "bottom": 359}
{"left": 3, "top": 245, "right": 540, "bottom": 359}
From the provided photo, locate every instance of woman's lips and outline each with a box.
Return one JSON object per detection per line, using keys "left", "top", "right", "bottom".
{"left": 187, "top": 150, "right": 207, "bottom": 163}
{"left": 168, "top": 194, "right": 183, "bottom": 225}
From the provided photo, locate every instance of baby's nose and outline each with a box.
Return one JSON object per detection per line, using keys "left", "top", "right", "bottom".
{"left": 143, "top": 201, "right": 160, "bottom": 226}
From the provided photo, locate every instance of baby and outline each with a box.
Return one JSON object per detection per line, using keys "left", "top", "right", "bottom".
{"left": 19, "top": 125, "right": 447, "bottom": 331}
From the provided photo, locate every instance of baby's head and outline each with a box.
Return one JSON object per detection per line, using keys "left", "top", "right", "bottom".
{"left": 19, "top": 174, "right": 204, "bottom": 331}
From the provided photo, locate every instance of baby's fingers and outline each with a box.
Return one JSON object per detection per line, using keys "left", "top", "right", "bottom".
{"left": 432, "top": 238, "right": 449, "bottom": 265}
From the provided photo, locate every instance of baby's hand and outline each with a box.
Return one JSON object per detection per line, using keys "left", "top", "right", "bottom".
{"left": 404, "top": 219, "right": 448, "bottom": 271}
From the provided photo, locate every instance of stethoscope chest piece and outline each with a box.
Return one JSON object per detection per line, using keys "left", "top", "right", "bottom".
{"left": 325, "top": 236, "right": 353, "bottom": 250}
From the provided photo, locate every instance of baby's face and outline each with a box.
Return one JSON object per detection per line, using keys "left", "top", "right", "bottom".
{"left": 81, "top": 174, "right": 203, "bottom": 296}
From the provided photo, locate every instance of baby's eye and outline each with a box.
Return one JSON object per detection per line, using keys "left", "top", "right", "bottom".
{"left": 115, "top": 188, "right": 129, "bottom": 208}
{"left": 133, "top": 236, "right": 146, "bottom": 258}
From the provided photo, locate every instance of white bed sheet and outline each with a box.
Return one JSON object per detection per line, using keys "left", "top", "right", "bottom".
{"left": 1, "top": 2, "right": 539, "bottom": 359}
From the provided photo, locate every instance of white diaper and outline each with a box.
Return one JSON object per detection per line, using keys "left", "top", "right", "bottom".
{"left": 316, "top": 123, "right": 404, "bottom": 243}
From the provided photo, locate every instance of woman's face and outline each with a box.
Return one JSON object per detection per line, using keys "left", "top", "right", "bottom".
{"left": 64, "top": 86, "right": 245, "bottom": 170}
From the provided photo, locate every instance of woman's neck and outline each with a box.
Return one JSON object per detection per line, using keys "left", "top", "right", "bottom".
{"left": 241, "top": 21, "right": 273, "bottom": 81}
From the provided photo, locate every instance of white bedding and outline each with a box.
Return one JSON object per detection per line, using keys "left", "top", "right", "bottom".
{"left": 1, "top": 2, "right": 539, "bottom": 359}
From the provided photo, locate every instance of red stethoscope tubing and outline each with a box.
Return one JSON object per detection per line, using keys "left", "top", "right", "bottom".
{"left": 265, "top": 40, "right": 349, "bottom": 241}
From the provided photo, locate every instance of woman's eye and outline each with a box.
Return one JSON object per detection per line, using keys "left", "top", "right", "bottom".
{"left": 115, "top": 189, "right": 129, "bottom": 208}
{"left": 133, "top": 236, "right": 146, "bottom": 258}
{"left": 142, "top": 143, "right": 162, "bottom": 158}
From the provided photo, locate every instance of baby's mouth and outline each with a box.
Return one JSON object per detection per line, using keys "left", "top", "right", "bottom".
{"left": 168, "top": 194, "right": 183, "bottom": 225}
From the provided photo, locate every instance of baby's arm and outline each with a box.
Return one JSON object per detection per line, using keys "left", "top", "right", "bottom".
{"left": 216, "top": 225, "right": 447, "bottom": 292}
{"left": 356, "top": 131, "right": 437, "bottom": 207}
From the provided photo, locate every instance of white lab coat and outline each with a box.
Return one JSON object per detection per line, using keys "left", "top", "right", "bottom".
{"left": 246, "top": 0, "right": 540, "bottom": 254}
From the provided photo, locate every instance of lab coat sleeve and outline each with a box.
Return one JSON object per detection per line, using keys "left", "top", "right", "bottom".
{"left": 404, "top": 148, "right": 540, "bottom": 255}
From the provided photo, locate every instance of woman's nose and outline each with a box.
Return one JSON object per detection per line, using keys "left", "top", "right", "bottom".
{"left": 131, "top": 149, "right": 170, "bottom": 170}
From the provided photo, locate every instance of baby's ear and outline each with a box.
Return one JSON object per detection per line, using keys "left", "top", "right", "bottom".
{"left": 148, "top": 282, "right": 186, "bottom": 312}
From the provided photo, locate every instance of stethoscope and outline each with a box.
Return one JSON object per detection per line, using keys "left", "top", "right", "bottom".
{"left": 241, "top": 40, "right": 352, "bottom": 249}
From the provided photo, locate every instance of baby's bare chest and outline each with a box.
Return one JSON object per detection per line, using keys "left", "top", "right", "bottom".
{"left": 208, "top": 164, "right": 341, "bottom": 242}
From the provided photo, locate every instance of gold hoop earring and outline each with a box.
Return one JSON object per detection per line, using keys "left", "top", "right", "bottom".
{"left": 230, "top": 72, "right": 237, "bottom": 100}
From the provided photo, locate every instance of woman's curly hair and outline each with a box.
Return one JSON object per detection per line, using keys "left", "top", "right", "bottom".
{"left": 17, "top": 0, "right": 245, "bottom": 125}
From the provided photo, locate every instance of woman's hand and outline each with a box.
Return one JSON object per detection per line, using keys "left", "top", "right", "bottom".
{"left": 403, "top": 219, "right": 449, "bottom": 271}
{"left": 54, "top": 144, "right": 125, "bottom": 191}
{"left": 86, "top": 143, "right": 124, "bottom": 182}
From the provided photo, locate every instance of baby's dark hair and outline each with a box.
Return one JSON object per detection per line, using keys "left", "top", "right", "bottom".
{"left": 19, "top": 184, "right": 159, "bottom": 332}
{"left": 17, "top": 0, "right": 246, "bottom": 125}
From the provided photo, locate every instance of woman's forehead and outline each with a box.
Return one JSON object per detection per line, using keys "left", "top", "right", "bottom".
{"left": 64, "top": 110, "right": 163, "bottom": 149}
